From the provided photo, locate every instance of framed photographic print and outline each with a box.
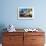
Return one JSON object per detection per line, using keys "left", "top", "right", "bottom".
{"left": 18, "top": 7, "right": 34, "bottom": 19}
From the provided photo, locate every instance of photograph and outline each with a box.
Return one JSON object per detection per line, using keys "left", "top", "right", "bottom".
{"left": 18, "top": 7, "right": 34, "bottom": 19}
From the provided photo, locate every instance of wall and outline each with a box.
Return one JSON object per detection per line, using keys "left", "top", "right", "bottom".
{"left": 0, "top": 0, "right": 46, "bottom": 44}
{"left": 0, "top": 0, "right": 46, "bottom": 29}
